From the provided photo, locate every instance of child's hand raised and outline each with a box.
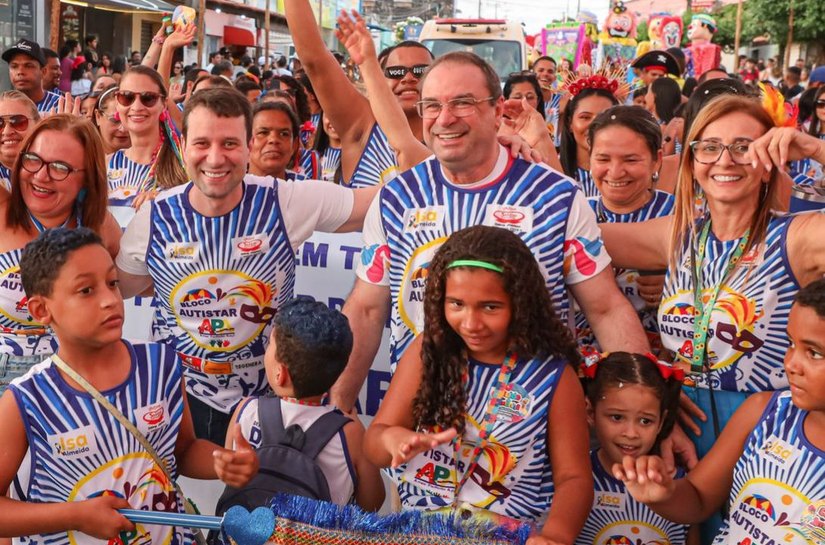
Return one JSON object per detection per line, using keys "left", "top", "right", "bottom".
{"left": 612, "top": 454, "right": 675, "bottom": 504}
{"left": 213, "top": 426, "right": 260, "bottom": 487}
{"left": 72, "top": 495, "right": 135, "bottom": 538}
{"left": 383, "top": 426, "right": 457, "bottom": 468}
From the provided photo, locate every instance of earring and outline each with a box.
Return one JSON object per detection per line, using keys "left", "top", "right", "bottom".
{"left": 652, "top": 172, "right": 660, "bottom": 185}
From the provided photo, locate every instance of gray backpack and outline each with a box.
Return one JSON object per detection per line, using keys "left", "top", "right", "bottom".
{"left": 215, "top": 394, "right": 350, "bottom": 513}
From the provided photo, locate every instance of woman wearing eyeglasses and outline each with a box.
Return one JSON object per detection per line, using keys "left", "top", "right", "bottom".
{"left": 503, "top": 73, "right": 545, "bottom": 118}
{"left": 0, "top": 91, "right": 39, "bottom": 193}
{"left": 0, "top": 114, "right": 120, "bottom": 389}
{"left": 107, "top": 65, "right": 187, "bottom": 216}
{"left": 170, "top": 62, "right": 184, "bottom": 87}
{"left": 600, "top": 95, "right": 825, "bottom": 464}
{"left": 93, "top": 86, "right": 131, "bottom": 156}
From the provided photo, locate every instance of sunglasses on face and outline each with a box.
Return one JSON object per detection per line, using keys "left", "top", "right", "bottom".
{"left": 383, "top": 64, "right": 428, "bottom": 80}
{"left": 816, "top": 99, "right": 825, "bottom": 108}
{"left": 115, "top": 90, "right": 164, "bottom": 107}
{"left": 0, "top": 114, "right": 30, "bottom": 132}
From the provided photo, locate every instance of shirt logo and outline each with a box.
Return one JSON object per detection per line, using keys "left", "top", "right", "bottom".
{"left": 134, "top": 401, "right": 170, "bottom": 435}
{"left": 232, "top": 234, "right": 270, "bottom": 260}
{"left": 49, "top": 425, "right": 98, "bottom": 459}
{"left": 483, "top": 205, "right": 533, "bottom": 234}
{"left": 594, "top": 491, "right": 626, "bottom": 511}
{"left": 165, "top": 242, "right": 200, "bottom": 262}
{"left": 760, "top": 435, "right": 801, "bottom": 467}
{"left": 403, "top": 206, "right": 445, "bottom": 233}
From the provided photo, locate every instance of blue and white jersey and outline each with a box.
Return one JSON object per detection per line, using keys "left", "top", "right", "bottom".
{"left": 543, "top": 93, "right": 562, "bottom": 147}
{"left": 10, "top": 341, "right": 190, "bottom": 545}
{"left": 117, "top": 174, "right": 354, "bottom": 412}
{"left": 356, "top": 146, "right": 610, "bottom": 371}
{"left": 348, "top": 123, "right": 398, "bottom": 189}
{"left": 34, "top": 90, "right": 61, "bottom": 114}
{"left": 284, "top": 170, "right": 308, "bottom": 182}
{"left": 577, "top": 450, "right": 689, "bottom": 545}
{"left": 320, "top": 146, "right": 342, "bottom": 182}
{"left": 789, "top": 134, "right": 825, "bottom": 185}
{"left": 234, "top": 396, "right": 355, "bottom": 506}
{"left": 107, "top": 150, "right": 153, "bottom": 207}
{"left": 576, "top": 167, "right": 600, "bottom": 199}
{"left": 576, "top": 191, "right": 675, "bottom": 349}
{"left": 0, "top": 248, "right": 56, "bottom": 357}
{"left": 399, "top": 355, "right": 566, "bottom": 522}
{"left": 298, "top": 149, "right": 320, "bottom": 179}
{"left": 143, "top": 179, "right": 293, "bottom": 413}
{"left": 658, "top": 215, "right": 798, "bottom": 392}
{"left": 300, "top": 112, "right": 322, "bottom": 148}
{"left": 0, "top": 164, "right": 10, "bottom": 193}
{"left": 713, "top": 391, "right": 825, "bottom": 545}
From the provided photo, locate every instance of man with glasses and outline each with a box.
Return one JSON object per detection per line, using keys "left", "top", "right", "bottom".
{"left": 285, "top": 0, "right": 432, "bottom": 188}
{"left": 333, "top": 52, "right": 651, "bottom": 411}
{"left": 115, "top": 88, "right": 379, "bottom": 444}
{"left": 2, "top": 39, "right": 61, "bottom": 114}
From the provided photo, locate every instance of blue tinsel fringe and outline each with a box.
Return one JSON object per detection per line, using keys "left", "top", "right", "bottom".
{"left": 260, "top": 494, "right": 531, "bottom": 544}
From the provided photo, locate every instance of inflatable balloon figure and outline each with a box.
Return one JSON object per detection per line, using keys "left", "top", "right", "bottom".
{"left": 684, "top": 13, "right": 721, "bottom": 78}
{"left": 597, "top": 1, "right": 638, "bottom": 69}
{"left": 637, "top": 14, "right": 682, "bottom": 59}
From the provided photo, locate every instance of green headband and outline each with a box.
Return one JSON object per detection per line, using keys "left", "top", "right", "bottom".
{"left": 446, "top": 259, "right": 504, "bottom": 274}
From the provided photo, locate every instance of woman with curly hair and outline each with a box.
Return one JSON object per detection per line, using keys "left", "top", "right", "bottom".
{"left": 364, "top": 225, "right": 591, "bottom": 545}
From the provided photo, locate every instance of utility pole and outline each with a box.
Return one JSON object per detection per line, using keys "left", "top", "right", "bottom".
{"left": 264, "top": 0, "right": 270, "bottom": 68}
{"left": 784, "top": 0, "right": 794, "bottom": 68}
{"left": 733, "top": 0, "right": 743, "bottom": 73}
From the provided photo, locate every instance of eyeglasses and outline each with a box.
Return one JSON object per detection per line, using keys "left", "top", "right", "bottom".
{"left": 416, "top": 96, "right": 495, "bottom": 119}
{"left": 383, "top": 64, "right": 428, "bottom": 80}
{"left": 510, "top": 93, "right": 538, "bottom": 101}
{"left": 689, "top": 139, "right": 753, "bottom": 165}
{"left": 0, "top": 114, "right": 31, "bottom": 132}
{"left": 99, "top": 112, "right": 121, "bottom": 125}
{"left": 21, "top": 152, "right": 85, "bottom": 181}
{"left": 816, "top": 99, "right": 825, "bottom": 108}
{"left": 115, "top": 90, "right": 164, "bottom": 107}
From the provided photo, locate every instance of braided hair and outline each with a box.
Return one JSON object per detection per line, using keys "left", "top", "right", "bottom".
{"left": 412, "top": 225, "right": 580, "bottom": 435}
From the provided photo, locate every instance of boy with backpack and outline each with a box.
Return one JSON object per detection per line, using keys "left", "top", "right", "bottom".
{"left": 217, "top": 297, "right": 385, "bottom": 512}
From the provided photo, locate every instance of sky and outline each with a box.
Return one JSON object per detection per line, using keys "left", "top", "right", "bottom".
{"left": 453, "top": 0, "right": 611, "bottom": 35}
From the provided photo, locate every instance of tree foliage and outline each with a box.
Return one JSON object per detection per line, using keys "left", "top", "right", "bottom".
{"left": 742, "top": 0, "right": 825, "bottom": 47}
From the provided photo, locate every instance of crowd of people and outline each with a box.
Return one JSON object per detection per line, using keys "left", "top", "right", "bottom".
{"left": 0, "top": 3, "right": 824, "bottom": 545}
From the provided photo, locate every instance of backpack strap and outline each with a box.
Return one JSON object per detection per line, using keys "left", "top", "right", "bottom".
{"left": 257, "top": 395, "right": 288, "bottom": 447}
{"left": 299, "top": 409, "right": 350, "bottom": 460}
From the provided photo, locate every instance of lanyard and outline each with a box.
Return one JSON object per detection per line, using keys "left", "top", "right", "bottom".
{"left": 690, "top": 220, "right": 750, "bottom": 374}
{"left": 27, "top": 211, "right": 75, "bottom": 233}
{"left": 451, "top": 352, "right": 517, "bottom": 504}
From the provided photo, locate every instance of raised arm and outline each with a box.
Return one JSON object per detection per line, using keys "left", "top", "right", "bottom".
{"left": 284, "top": 0, "right": 373, "bottom": 142}
{"left": 336, "top": 10, "right": 429, "bottom": 170}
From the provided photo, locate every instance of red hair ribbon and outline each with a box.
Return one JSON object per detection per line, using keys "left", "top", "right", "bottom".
{"left": 649, "top": 354, "right": 685, "bottom": 383}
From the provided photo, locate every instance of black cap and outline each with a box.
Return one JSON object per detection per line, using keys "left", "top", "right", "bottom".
{"left": 631, "top": 50, "right": 680, "bottom": 77}
{"left": 2, "top": 38, "right": 46, "bottom": 66}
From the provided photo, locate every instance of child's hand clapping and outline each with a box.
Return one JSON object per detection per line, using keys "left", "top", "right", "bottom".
{"left": 612, "top": 454, "right": 676, "bottom": 504}
{"left": 213, "top": 426, "right": 260, "bottom": 487}
{"left": 383, "top": 426, "right": 457, "bottom": 468}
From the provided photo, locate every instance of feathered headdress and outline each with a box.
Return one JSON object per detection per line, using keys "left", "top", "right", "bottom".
{"left": 759, "top": 82, "right": 798, "bottom": 128}
{"left": 560, "top": 63, "right": 631, "bottom": 101}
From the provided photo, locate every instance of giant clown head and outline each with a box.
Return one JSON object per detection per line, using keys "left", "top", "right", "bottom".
{"left": 649, "top": 14, "right": 683, "bottom": 49}
{"left": 605, "top": 1, "right": 637, "bottom": 40}
{"left": 688, "top": 13, "right": 717, "bottom": 43}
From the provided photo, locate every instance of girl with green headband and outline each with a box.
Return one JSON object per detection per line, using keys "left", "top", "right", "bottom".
{"left": 364, "top": 225, "right": 592, "bottom": 545}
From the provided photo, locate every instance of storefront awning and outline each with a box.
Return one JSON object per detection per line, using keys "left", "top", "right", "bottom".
{"left": 224, "top": 25, "right": 256, "bottom": 46}
{"left": 62, "top": 0, "right": 177, "bottom": 13}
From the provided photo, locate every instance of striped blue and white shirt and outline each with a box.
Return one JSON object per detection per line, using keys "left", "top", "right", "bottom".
{"left": 399, "top": 355, "right": 567, "bottom": 521}
{"left": 356, "top": 145, "right": 610, "bottom": 371}
{"left": 11, "top": 341, "right": 191, "bottom": 545}
{"left": 713, "top": 391, "right": 825, "bottom": 545}
{"left": 347, "top": 123, "right": 398, "bottom": 188}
